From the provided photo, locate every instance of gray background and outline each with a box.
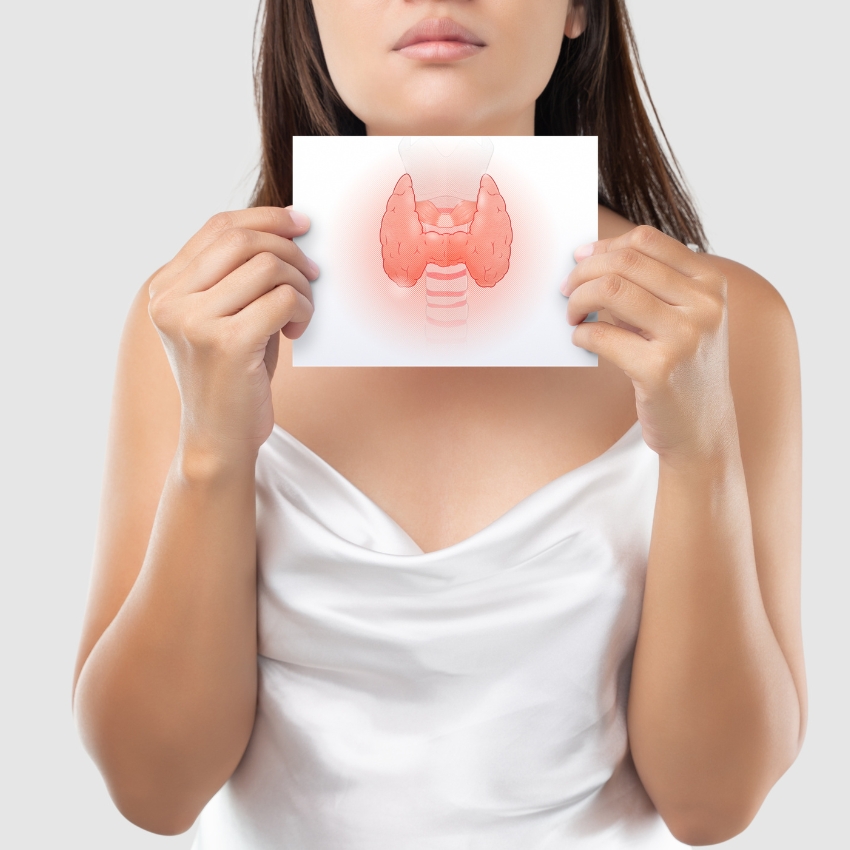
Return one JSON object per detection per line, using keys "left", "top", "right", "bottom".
{"left": 0, "top": 0, "right": 846, "bottom": 846}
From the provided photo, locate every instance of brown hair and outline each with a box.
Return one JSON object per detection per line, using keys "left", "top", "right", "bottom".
{"left": 252, "top": 0, "right": 708, "bottom": 251}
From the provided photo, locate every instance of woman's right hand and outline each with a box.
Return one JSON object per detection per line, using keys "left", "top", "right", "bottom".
{"left": 147, "top": 206, "right": 318, "bottom": 466}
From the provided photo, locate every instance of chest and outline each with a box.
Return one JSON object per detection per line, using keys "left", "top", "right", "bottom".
{"left": 271, "top": 348, "right": 637, "bottom": 553}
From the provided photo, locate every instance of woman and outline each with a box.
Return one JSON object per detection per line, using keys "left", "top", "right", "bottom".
{"left": 72, "top": 1, "right": 805, "bottom": 847}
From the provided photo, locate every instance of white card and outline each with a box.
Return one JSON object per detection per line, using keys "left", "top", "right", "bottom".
{"left": 293, "top": 136, "right": 598, "bottom": 367}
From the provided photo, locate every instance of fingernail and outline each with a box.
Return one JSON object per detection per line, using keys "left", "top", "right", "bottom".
{"left": 574, "top": 242, "right": 594, "bottom": 261}
{"left": 287, "top": 207, "right": 310, "bottom": 229}
{"left": 306, "top": 258, "right": 320, "bottom": 278}
{"left": 559, "top": 277, "right": 570, "bottom": 296}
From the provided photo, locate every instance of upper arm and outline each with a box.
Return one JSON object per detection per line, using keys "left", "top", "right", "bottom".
{"left": 72, "top": 277, "right": 182, "bottom": 701}
{"left": 711, "top": 254, "right": 807, "bottom": 739}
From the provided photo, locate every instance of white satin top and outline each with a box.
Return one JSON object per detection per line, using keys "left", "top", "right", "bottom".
{"left": 192, "top": 420, "right": 683, "bottom": 849}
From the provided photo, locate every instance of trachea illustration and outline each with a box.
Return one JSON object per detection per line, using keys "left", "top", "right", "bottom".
{"left": 380, "top": 137, "right": 513, "bottom": 343}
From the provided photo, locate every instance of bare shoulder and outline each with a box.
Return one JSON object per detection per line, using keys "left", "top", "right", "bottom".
{"left": 703, "top": 254, "right": 800, "bottom": 423}
{"left": 698, "top": 251, "right": 800, "bottom": 431}
{"left": 706, "top": 254, "right": 797, "bottom": 345}
{"left": 596, "top": 208, "right": 800, "bottom": 373}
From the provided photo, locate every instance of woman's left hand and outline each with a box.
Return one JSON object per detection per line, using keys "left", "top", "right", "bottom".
{"left": 562, "top": 225, "right": 736, "bottom": 466}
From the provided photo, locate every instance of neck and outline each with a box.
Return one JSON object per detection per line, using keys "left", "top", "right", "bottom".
{"left": 365, "top": 105, "right": 535, "bottom": 137}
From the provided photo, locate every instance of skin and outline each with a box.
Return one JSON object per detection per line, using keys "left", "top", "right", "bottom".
{"left": 72, "top": 0, "right": 805, "bottom": 844}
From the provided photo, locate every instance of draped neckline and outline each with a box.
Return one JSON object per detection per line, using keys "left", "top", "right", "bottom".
{"left": 266, "top": 418, "right": 645, "bottom": 556}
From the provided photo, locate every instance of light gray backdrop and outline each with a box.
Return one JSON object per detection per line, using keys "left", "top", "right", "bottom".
{"left": 0, "top": 1, "right": 846, "bottom": 846}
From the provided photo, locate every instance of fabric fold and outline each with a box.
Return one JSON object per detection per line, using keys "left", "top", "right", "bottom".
{"left": 192, "top": 420, "right": 682, "bottom": 849}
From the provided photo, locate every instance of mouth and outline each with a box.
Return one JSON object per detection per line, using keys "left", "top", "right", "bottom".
{"left": 393, "top": 17, "right": 486, "bottom": 62}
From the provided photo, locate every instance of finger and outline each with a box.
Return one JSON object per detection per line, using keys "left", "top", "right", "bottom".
{"left": 175, "top": 229, "right": 319, "bottom": 297}
{"left": 282, "top": 319, "right": 310, "bottom": 340}
{"left": 201, "top": 252, "right": 313, "bottom": 317}
{"left": 574, "top": 225, "right": 705, "bottom": 279}
{"left": 172, "top": 206, "right": 312, "bottom": 271}
{"left": 567, "top": 274, "right": 674, "bottom": 339}
{"left": 232, "top": 283, "right": 314, "bottom": 340}
{"left": 571, "top": 319, "right": 653, "bottom": 380}
{"left": 563, "top": 248, "right": 690, "bottom": 306}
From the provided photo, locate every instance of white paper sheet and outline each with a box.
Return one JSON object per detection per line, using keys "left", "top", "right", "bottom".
{"left": 292, "top": 136, "right": 598, "bottom": 367}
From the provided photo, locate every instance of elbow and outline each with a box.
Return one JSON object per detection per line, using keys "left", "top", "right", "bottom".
{"left": 108, "top": 783, "right": 202, "bottom": 836}
{"left": 661, "top": 796, "right": 763, "bottom": 846}
{"left": 73, "top": 680, "right": 230, "bottom": 835}
{"left": 650, "top": 714, "right": 805, "bottom": 845}
{"left": 657, "top": 749, "right": 803, "bottom": 845}
{"left": 75, "top": 709, "right": 206, "bottom": 836}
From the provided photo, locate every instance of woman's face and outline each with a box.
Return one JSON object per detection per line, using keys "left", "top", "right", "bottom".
{"left": 311, "top": 0, "right": 585, "bottom": 136}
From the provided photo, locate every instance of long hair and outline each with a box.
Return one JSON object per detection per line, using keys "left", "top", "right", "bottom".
{"left": 251, "top": 0, "right": 708, "bottom": 251}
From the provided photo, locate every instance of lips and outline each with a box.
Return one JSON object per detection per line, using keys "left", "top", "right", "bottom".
{"left": 393, "top": 17, "right": 486, "bottom": 61}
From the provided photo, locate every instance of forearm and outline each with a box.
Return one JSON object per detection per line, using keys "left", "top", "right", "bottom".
{"left": 74, "top": 445, "right": 259, "bottom": 834}
{"left": 628, "top": 433, "right": 801, "bottom": 844}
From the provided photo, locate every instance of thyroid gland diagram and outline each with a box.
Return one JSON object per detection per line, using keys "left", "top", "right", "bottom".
{"left": 379, "top": 137, "right": 512, "bottom": 343}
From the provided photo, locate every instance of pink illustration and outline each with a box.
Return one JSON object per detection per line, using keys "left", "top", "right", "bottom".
{"left": 379, "top": 138, "right": 513, "bottom": 343}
